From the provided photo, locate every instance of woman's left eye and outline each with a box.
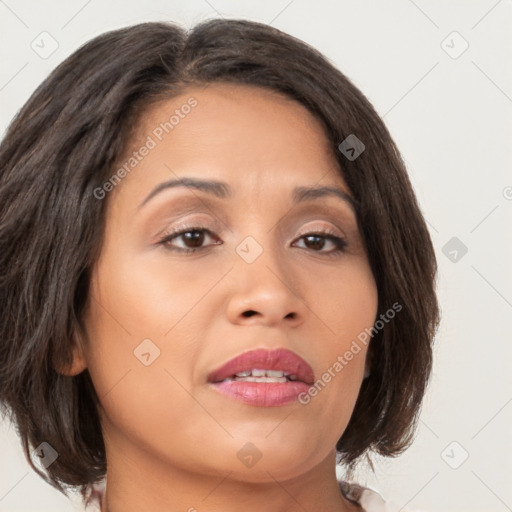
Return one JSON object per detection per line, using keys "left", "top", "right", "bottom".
{"left": 293, "top": 232, "right": 347, "bottom": 254}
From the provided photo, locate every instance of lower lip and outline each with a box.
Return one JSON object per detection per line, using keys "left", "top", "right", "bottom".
{"left": 209, "top": 380, "right": 312, "bottom": 407}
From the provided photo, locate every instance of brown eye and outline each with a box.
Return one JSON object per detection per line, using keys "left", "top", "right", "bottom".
{"left": 180, "top": 230, "right": 206, "bottom": 248}
{"left": 294, "top": 231, "right": 347, "bottom": 254}
{"left": 159, "top": 227, "right": 221, "bottom": 253}
{"left": 302, "top": 234, "right": 326, "bottom": 250}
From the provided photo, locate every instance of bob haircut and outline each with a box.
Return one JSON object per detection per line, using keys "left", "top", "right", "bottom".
{"left": 0, "top": 19, "right": 439, "bottom": 498}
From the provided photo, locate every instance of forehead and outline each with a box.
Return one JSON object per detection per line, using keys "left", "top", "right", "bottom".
{"left": 139, "top": 82, "right": 330, "bottom": 143}
{"left": 112, "top": 82, "right": 347, "bottom": 204}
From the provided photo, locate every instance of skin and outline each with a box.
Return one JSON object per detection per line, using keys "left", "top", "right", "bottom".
{"left": 66, "top": 83, "right": 378, "bottom": 512}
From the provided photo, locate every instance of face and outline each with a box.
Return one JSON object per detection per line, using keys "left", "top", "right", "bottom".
{"left": 73, "top": 83, "right": 378, "bottom": 483}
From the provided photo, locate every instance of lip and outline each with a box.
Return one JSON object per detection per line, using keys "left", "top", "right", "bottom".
{"left": 207, "top": 348, "right": 315, "bottom": 407}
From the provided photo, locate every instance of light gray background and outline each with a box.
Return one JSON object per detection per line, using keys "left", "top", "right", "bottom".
{"left": 1, "top": 1, "right": 511, "bottom": 511}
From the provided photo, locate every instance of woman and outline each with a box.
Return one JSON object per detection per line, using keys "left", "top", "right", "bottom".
{"left": 0, "top": 19, "right": 439, "bottom": 511}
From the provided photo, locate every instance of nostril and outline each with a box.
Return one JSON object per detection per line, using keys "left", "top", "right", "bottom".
{"left": 242, "top": 310, "right": 258, "bottom": 317}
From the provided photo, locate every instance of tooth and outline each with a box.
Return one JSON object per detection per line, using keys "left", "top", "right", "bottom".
{"left": 235, "top": 370, "right": 251, "bottom": 377}
{"left": 262, "top": 377, "right": 287, "bottom": 383}
{"left": 251, "top": 369, "right": 266, "bottom": 377}
{"left": 266, "top": 370, "right": 284, "bottom": 378}
{"left": 234, "top": 376, "right": 287, "bottom": 383}
{"left": 287, "top": 374, "right": 298, "bottom": 381}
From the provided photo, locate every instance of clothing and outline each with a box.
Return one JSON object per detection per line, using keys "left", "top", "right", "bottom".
{"left": 339, "top": 480, "right": 389, "bottom": 511}
{"left": 85, "top": 479, "right": 390, "bottom": 511}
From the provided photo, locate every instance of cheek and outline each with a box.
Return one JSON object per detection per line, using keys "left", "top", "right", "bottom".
{"left": 82, "top": 253, "right": 223, "bottom": 438}
{"left": 307, "top": 257, "right": 378, "bottom": 345}
{"left": 87, "top": 249, "right": 219, "bottom": 345}
{"left": 300, "top": 258, "right": 377, "bottom": 409}
{"left": 82, "top": 286, "right": 203, "bottom": 458}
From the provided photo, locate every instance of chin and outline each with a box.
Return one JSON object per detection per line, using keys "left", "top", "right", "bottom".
{"left": 201, "top": 436, "right": 329, "bottom": 483}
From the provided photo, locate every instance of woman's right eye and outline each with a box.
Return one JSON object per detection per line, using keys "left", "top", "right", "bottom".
{"left": 158, "top": 227, "right": 222, "bottom": 253}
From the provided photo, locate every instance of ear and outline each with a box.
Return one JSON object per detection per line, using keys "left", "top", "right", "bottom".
{"left": 55, "top": 331, "right": 88, "bottom": 377}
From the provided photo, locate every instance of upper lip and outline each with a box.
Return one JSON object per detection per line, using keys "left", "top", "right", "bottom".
{"left": 207, "top": 348, "right": 315, "bottom": 384}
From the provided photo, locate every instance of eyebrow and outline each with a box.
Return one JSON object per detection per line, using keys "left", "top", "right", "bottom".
{"left": 137, "top": 177, "right": 356, "bottom": 211}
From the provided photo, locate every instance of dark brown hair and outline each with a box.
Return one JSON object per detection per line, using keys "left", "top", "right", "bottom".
{"left": 0, "top": 18, "right": 439, "bottom": 498}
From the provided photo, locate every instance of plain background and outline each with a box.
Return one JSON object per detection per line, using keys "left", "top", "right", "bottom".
{"left": 1, "top": 1, "right": 511, "bottom": 511}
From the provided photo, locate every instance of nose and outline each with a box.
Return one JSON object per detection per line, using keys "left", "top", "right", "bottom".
{"left": 225, "top": 245, "right": 306, "bottom": 328}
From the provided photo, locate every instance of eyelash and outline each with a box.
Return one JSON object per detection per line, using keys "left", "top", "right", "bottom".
{"left": 157, "top": 225, "right": 347, "bottom": 256}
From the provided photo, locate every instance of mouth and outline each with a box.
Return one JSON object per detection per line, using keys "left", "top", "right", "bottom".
{"left": 207, "top": 348, "right": 315, "bottom": 407}
{"left": 218, "top": 368, "right": 300, "bottom": 383}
